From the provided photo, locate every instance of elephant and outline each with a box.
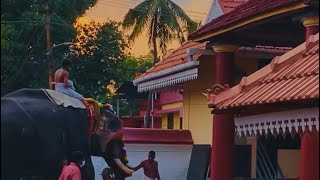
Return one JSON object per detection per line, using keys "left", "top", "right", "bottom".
{"left": 1, "top": 88, "right": 130, "bottom": 180}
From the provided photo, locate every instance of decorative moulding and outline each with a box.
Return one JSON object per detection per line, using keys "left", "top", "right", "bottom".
{"left": 234, "top": 107, "right": 319, "bottom": 137}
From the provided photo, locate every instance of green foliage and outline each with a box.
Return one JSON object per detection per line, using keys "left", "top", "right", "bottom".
{"left": 1, "top": 0, "right": 98, "bottom": 96}
{"left": 1, "top": 22, "right": 15, "bottom": 51}
{"left": 107, "top": 55, "right": 153, "bottom": 116}
{"left": 1, "top": 0, "right": 154, "bottom": 102}
{"left": 116, "top": 55, "right": 153, "bottom": 83}
{"left": 70, "top": 20, "right": 129, "bottom": 102}
{"left": 123, "top": 0, "right": 197, "bottom": 56}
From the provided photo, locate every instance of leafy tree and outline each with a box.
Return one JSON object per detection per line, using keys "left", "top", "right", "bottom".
{"left": 123, "top": 0, "right": 197, "bottom": 62}
{"left": 1, "top": 23, "right": 14, "bottom": 51}
{"left": 70, "top": 20, "right": 129, "bottom": 102}
{"left": 110, "top": 55, "right": 153, "bottom": 117}
{"left": 116, "top": 55, "right": 153, "bottom": 83}
{"left": 123, "top": 0, "right": 197, "bottom": 127}
{"left": 1, "top": 0, "right": 98, "bottom": 96}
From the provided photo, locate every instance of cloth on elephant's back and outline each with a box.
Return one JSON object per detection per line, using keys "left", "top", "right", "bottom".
{"left": 42, "top": 89, "right": 86, "bottom": 109}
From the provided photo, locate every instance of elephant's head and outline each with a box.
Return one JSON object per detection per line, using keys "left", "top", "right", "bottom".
{"left": 90, "top": 105, "right": 133, "bottom": 177}
{"left": 90, "top": 104, "right": 123, "bottom": 156}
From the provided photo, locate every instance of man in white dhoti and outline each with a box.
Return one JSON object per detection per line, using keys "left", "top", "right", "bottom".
{"left": 54, "top": 59, "right": 88, "bottom": 106}
{"left": 142, "top": 174, "right": 157, "bottom": 180}
{"left": 131, "top": 151, "right": 161, "bottom": 180}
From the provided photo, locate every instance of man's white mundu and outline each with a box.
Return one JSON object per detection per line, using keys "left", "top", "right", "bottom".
{"left": 55, "top": 80, "right": 84, "bottom": 100}
{"left": 142, "top": 174, "right": 156, "bottom": 180}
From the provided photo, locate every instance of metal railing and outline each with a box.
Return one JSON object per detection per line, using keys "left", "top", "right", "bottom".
{"left": 257, "top": 142, "right": 285, "bottom": 180}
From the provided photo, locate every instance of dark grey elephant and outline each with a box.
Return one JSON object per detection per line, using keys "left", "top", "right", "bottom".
{"left": 1, "top": 88, "right": 127, "bottom": 180}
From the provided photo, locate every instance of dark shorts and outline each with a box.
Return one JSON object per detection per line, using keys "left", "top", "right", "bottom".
{"left": 105, "top": 159, "right": 126, "bottom": 180}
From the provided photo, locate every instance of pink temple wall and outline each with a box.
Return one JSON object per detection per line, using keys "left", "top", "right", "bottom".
{"left": 159, "top": 91, "right": 183, "bottom": 105}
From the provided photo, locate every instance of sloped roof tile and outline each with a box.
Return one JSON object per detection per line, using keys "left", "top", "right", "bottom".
{"left": 189, "top": 0, "right": 304, "bottom": 40}
{"left": 219, "top": 0, "right": 248, "bottom": 13}
{"left": 137, "top": 41, "right": 207, "bottom": 79}
{"left": 208, "top": 33, "right": 319, "bottom": 110}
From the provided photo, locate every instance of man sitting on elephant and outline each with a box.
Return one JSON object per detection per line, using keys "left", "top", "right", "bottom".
{"left": 54, "top": 59, "right": 89, "bottom": 106}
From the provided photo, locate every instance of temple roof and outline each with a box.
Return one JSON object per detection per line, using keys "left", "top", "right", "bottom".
{"left": 208, "top": 33, "right": 319, "bottom": 111}
{"left": 218, "top": 0, "right": 248, "bottom": 13}
{"left": 189, "top": 0, "right": 306, "bottom": 41}
{"left": 133, "top": 41, "right": 207, "bottom": 92}
{"left": 136, "top": 41, "right": 207, "bottom": 78}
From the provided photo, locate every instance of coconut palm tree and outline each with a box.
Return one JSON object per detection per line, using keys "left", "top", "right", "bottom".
{"left": 123, "top": 0, "right": 197, "bottom": 63}
{"left": 123, "top": 0, "right": 197, "bottom": 128}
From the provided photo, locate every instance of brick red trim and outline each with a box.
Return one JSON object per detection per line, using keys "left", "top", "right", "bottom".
{"left": 120, "top": 128, "right": 193, "bottom": 144}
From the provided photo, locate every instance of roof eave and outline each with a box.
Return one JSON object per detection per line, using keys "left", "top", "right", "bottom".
{"left": 189, "top": 1, "right": 306, "bottom": 42}
{"left": 133, "top": 61, "right": 200, "bottom": 85}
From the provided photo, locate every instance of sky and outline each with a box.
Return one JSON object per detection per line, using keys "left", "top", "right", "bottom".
{"left": 78, "top": 0, "right": 212, "bottom": 56}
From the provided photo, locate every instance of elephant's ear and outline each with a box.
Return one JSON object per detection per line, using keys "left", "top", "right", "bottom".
{"left": 101, "top": 109, "right": 122, "bottom": 132}
{"left": 108, "top": 118, "right": 122, "bottom": 132}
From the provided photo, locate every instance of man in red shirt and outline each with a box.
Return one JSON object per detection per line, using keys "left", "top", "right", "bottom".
{"left": 131, "top": 151, "right": 161, "bottom": 180}
{"left": 59, "top": 151, "right": 86, "bottom": 180}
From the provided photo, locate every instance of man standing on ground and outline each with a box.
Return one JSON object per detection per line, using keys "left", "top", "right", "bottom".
{"left": 131, "top": 151, "right": 161, "bottom": 180}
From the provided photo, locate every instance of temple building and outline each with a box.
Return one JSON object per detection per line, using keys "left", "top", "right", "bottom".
{"left": 133, "top": 0, "right": 319, "bottom": 179}
{"left": 188, "top": 0, "right": 319, "bottom": 179}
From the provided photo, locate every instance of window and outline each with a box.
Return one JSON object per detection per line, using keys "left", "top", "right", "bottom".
{"left": 167, "top": 113, "right": 174, "bottom": 129}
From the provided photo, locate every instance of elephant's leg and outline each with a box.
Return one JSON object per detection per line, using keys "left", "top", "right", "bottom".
{"left": 82, "top": 156, "right": 95, "bottom": 180}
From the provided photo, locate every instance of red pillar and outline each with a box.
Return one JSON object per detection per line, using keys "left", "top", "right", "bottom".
{"left": 211, "top": 45, "right": 238, "bottom": 180}
{"left": 300, "top": 126, "right": 319, "bottom": 180}
{"left": 302, "top": 16, "right": 319, "bottom": 39}
{"left": 299, "top": 16, "right": 319, "bottom": 180}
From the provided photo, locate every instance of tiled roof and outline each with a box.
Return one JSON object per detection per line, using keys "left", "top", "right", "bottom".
{"left": 189, "top": 0, "right": 304, "bottom": 40}
{"left": 208, "top": 33, "right": 319, "bottom": 110}
{"left": 219, "top": 0, "right": 248, "bottom": 13}
{"left": 137, "top": 41, "right": 207, "bottom": 78}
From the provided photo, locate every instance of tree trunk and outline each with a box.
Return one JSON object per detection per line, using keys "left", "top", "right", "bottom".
{"left": 145, "top": 14, "right": 158, "bottom": 128}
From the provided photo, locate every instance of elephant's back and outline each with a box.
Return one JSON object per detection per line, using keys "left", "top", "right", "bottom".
{"left": 1, "top": 88, "right": 63, "bottom": 128}
{"left": 1, "top": 88, "right": 91, "bottom": 179}
{"left": 1, "top": 88, "right": 87, "bottom": 127}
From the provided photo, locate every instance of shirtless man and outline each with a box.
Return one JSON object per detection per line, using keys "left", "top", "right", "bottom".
{"left": 54, "top": 59, "right": 88, "bottom": 106}
{"left": 131, "top": 151, "right": 161, "bottom": 180}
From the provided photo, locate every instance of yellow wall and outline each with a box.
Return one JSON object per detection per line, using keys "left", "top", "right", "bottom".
{"left": 181, "top": 56, "right": 259, "bottom": 144}
{"left": 161, "top": 112, "right": 181, "bottom": 129}
{"left": 161, "top": 102, "right": 182, "bottom": 130}
{"left": 278, "top": 150, "right": 300, "bottom": 178}
{"left": 183, "top": 56, "right": 215, "bottom": 144}
{"left": 162, "top": 102, "right": 183, "bottom": 110}
{"left": 174, "top": 113, "right": 180, "bottom": 129}
{"left": 162, "top": 114, "right": 168, "bottom": 129}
